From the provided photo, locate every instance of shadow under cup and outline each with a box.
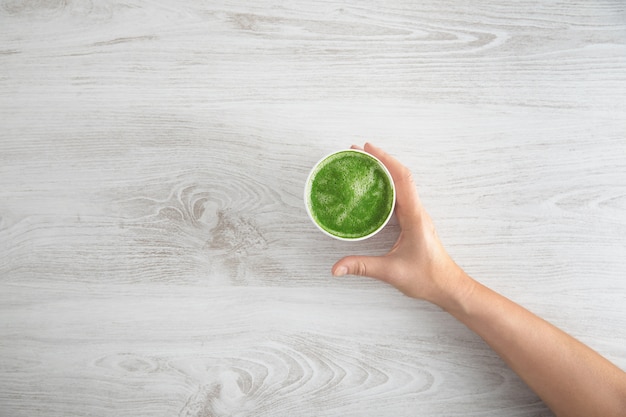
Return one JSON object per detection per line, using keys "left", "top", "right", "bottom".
{"left": 304, "top": 149, "right": 396, "bottom": 241}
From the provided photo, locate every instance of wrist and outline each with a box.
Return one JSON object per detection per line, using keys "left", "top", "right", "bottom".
{"left": 431, "top": 264, "right": 477, "bottom": 315}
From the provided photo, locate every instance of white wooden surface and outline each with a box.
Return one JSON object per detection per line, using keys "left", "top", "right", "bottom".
{"left": 1, "top": 1, "right": 625, "bottom": 416}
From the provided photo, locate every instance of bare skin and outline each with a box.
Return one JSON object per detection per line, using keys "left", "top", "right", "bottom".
{"left": 332, "top": 143, "right": 626, "bottom": 417}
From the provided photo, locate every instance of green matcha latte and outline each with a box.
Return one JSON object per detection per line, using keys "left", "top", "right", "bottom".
{"left": 305, "top": 149, "right": 396, "bottom": 240}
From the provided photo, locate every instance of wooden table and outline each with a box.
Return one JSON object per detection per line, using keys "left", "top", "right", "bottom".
{"left": 1, "top": 1, "right": 625, "bottom": 416}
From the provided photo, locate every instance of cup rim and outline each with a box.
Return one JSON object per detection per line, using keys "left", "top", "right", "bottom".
{"left": 304, "top": 149, "right": 396, "bottom": 241}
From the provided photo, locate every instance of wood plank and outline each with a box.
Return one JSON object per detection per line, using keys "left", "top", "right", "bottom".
{"left": 1, "top": 0, "right": 625, "bottom": 416}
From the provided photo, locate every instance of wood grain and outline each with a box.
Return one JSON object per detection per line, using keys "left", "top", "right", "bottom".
{"left": 1, "top": 0, "right": 625, "bottom": 416}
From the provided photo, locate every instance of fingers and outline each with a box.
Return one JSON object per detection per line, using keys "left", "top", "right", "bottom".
{"left": 363, "top": 143, "right": 413, "bottom": 193}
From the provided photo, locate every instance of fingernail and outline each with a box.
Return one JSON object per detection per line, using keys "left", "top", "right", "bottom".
{"left": 333, "top": 266, "right": 348, "bottom": 277}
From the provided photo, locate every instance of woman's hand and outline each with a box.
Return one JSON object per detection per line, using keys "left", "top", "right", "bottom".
{"left": 332, "top": 144, "right": 626, "bottom": 417}
{"left": 331, "top": 143, "right": 473, "bottom": 310}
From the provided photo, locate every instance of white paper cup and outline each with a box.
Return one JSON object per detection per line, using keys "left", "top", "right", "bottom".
{"left": 304, "top": 149, "right": 396, "bottom": 241}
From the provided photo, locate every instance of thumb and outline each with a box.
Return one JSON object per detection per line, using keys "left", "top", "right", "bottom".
{"left": 332, "top": 255, "right": 391, "bottom": 281}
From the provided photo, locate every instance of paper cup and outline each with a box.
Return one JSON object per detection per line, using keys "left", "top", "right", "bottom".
{"left": 304, "top": 149, "right": 396, "bottom": 241}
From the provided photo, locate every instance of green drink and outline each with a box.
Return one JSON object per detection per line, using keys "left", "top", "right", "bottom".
{"left": 305, "top": 149, "right": 396, "bottom": 240}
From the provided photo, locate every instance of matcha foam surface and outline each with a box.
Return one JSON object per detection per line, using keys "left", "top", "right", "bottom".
{"left": 308, "top": 151, "right": 394, "bottom": 239}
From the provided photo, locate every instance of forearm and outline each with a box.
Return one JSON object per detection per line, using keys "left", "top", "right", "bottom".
{"left": 439, "top": 271, "right": 626, "bottom": 417}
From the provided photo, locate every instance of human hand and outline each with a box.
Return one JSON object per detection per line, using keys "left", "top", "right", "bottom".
{"left": 332, "top": 143, "right": 472, "bottom": 308}
{"left": 334, "top": 145, "right": 626, "bottom": 417}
